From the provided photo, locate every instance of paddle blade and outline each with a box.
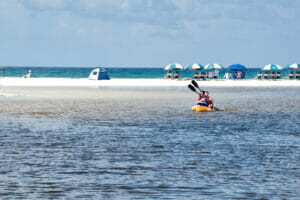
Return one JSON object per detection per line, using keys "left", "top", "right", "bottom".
{"left": 191, "top": 80, "right": 200, "bottom": 88}
{"left": 213, "top": 107, "right": 224, "bottom": 111}
{"left": 188, "top": 84, "right": 197, "bottom": 93}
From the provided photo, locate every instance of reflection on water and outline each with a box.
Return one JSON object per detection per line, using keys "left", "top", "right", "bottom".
{"left": 0, "top": 87, "right": 299, "bottom": 199}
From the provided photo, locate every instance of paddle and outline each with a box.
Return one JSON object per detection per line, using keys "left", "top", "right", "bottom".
{"left": 188, "top": 84, "right": 199, "bottom": 95}
{"left": 191, "top": 80, "right": 202, "bottom": 92}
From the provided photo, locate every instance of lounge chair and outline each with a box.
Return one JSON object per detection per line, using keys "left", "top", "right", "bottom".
{"left": 275, "top": 71, "right": 281, "bottom": 79}
{"left": 192, "top": 72, "right": 201, "bottom": 80}
{"left": 164, "top": 71, "right": 173, "bottom": 79}
{"left": 296, "top": 71, "right": 300, "bottom": 80}
{"left": 174, "top": 73, "right": 180, "bottom": 80}
{"left": 256, "top": 72, "right": 263, "bottom": 80}
{"left": 201, "top": 73, "right": 208, "bottom": 80}
{"left": 270, "top": 71, "right": 276, "bottom": 80}
{"left": 288, "top": 71, "right": 295, "bottom": 80}
{"left": 263, "top": 73, "right": 269, "bottom": 80}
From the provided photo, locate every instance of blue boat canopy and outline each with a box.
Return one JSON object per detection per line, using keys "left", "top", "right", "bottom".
{"left": 89, "top": 67, "right": 110, "bottom": 80}
{"left": 227, "top": 64, "right": 248, "bottom": 71}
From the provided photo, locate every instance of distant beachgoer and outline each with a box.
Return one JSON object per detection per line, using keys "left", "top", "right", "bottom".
{"left": 241, "top": 71, "right": 246, "bottom": 79}
{"left": 237, "top": 70, "right": 242, "bottom": 79}
{"left": 23, "top": 69, "right": 32, "bottom": 78}
{"left": 233, "top": 71, "right": 238, "bottom": 79}
{"left": 224, "top": 71, "right": 230, "bottom": 79}
{"left": 208, "top": 71, "right": 214, "bottom": 79}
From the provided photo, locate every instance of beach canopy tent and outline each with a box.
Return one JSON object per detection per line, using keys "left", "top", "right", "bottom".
{"left": 184, "top": 64, "right": 204, "bottom": 70}
{"left": 89, "top": 67, "right": 110, "bottom": 80}
{"left": 262, "top": 64, "right": 283, "bottom": 71}
{"left": 0, "top": 68, "right": 5, "bottom": 77}
{"left": 226, "top": 64, "right": 247, "bottom": 79}
{"left": 204, "top": 63, "right": 224, "bottom": 70}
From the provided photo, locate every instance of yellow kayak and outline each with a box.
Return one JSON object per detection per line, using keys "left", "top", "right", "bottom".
{"left": 192, "top": 105, "right": 212, "bottom": 112}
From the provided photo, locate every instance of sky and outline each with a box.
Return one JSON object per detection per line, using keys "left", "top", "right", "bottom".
{"left": 0, "top": 0, "right": 299, "bottom": 67}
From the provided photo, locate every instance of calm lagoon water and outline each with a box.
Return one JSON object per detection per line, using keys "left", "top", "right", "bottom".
{"left": 0, "top": 86, "right": 299, "bottom": 199}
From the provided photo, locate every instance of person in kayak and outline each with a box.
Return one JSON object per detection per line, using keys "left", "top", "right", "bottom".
{"left": 197, "top": 91, "right": 209, "bottom": 107}
{"left": 204, "top": 91, "right": 215, "bottom": 109}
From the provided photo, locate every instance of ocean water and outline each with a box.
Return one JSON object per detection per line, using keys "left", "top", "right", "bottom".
{"left": 0, "top": 66, "right": 294, "bottom": 79}
{"left": 0, "top": 86, "right": 299, "bottom": 199}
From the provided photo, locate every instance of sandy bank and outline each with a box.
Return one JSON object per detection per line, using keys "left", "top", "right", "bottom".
{"left": 0, "top": 77, "right": 300, "bottom": 87}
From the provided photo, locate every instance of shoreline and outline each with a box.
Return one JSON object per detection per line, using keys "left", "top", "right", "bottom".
{"left": 0, "top": 77, "right": 300, "bottom": 88}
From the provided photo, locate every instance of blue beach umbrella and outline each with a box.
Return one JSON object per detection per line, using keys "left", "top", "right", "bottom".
{"left": 262, "top": 64, "right": 283, "bottom": 70}
{"left": 165, "top": 64, "right": 183, "bottom": 70}
{"left": 185, "top": 64, "right": 204, "bottom": 70}
{"left": 227, "top": 64, "right": 248, "bottom": 71}
{"left": 286, "top": 63, "right": 300, "bottom": 69}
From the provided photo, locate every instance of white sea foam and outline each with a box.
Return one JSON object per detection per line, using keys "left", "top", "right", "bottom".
{"left": 0, "top": 77, "right": 299, "bottom": 87}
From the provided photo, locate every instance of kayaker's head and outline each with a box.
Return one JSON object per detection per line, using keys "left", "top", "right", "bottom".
{"left": 199, "top": 91, "right": 204, "bottom": 97}
{"left": 204, "top": 91, "right": 209, "bottom": 97}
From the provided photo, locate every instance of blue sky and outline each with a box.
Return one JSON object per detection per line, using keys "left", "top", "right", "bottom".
{"left": 0, "top": 0, "right": 299, "bottom": 67}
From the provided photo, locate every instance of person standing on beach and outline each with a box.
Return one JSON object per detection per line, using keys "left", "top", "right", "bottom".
{"left": 23, "top": 69, "right": 32, "bottom": 78}
{"left": 208, "top": 71, "right": 214, "bottom": 79}
{"left": 224, "top": 71, "right": 231, "bottom": 79}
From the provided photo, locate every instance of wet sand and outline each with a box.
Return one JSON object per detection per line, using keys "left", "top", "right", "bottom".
{"left": 1, "top": 77, "right": 300, "bottom": 88}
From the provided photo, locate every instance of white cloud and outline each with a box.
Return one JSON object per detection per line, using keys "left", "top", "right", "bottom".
{"left": 0, "top": 0, "right": 299, "bottom": 66}
{"left": 18, "top": 0, "right": 70, "bottom": 10}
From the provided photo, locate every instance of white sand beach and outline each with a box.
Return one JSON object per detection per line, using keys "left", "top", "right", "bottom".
{"left": 1, "top": 77, "right": 300, "bottom": 88}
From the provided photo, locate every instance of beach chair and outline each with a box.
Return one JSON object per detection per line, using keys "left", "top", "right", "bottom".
{"left": 275, "top": 71, "right": 281, "bottom": 80}
{"left": 164, "top": 71, "right": 173, "bottom": 79}
{"left": 270, "top": 71, "right": 276, "bottom": 80}
{"left": 201, "top": 72, "right": 208, "bottom": 80}
{"left": 288, "top": 71, "right": 295, "bottom": 80}
{"left": 213, "top": 72, "right": 219, "bottom": 79}
{"left": 256, "top": 72, "right": 262, "bottom": 80}
{"left": 173, "top": 72, "right": 180, "bottom": 80}
{"left": 192, "top": 72, "right": 201, "bottom": 80}
{"left": 296, "top": 71, "right": 300, "bottom": 80}
{"left": 263, "top": 72, "right": 269, "bottom": 80}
